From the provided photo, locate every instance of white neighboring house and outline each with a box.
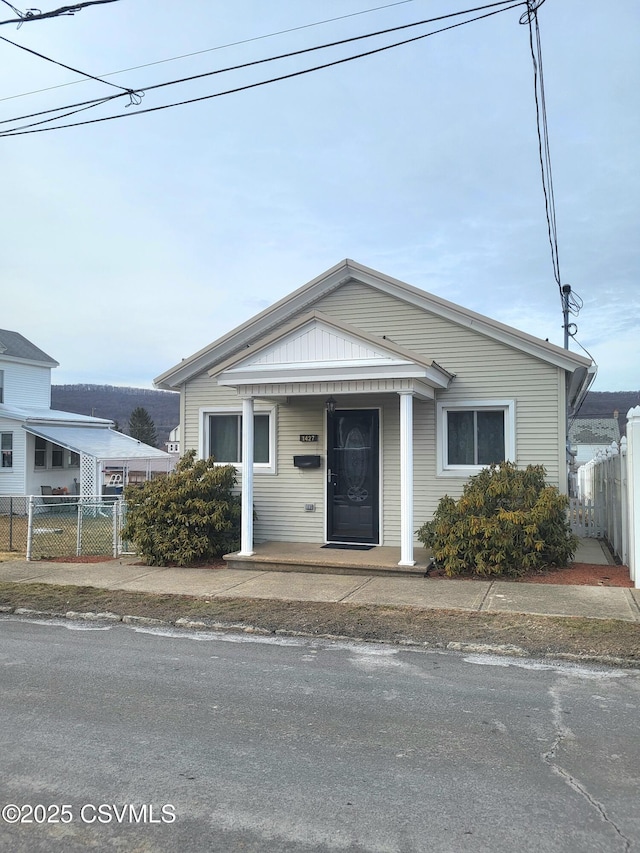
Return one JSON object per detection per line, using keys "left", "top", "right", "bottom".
{"left": 165, "top": 425, "right": 180, "bottom": 456}
{"left": 0, "top": 329, "right": 173, "bottom": 498}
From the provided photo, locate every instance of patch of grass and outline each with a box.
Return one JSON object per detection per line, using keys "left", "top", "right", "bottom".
{"left": 1, "top": 582, "right": 639, "bottom": 665}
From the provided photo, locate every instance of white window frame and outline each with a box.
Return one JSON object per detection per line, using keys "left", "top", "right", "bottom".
{"left": 437, "top": 399, "right": 515, "bottom": 477}
{"left": 34, "top": 437, "right": 80, "bottom": 471}
{"left": 1, "top": 431, "right": 12, "bottom": 469}
{"left": 199, "top": 405, "right": 277, "bottom": 475}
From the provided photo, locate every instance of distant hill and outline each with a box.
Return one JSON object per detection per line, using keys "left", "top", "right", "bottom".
{"left": 52, "top": 385, "right": 179, "bottom": 448}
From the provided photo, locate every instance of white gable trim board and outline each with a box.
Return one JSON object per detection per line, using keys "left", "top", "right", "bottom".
{"left": 214, "top": 313, "right": 453, "bottom": 395}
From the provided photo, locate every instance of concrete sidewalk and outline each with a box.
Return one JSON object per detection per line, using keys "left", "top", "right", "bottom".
{"left": 1, "top": 541, "right": 638, "bottom": 623}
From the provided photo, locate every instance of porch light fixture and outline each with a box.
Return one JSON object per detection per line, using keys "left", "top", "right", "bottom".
{"left": 326, "top": 396, "right": 336, "bottom": 415}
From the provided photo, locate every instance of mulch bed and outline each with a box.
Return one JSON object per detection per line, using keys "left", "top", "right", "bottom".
{"left": 427, "top": 561, "right": 633, "bottom": 588}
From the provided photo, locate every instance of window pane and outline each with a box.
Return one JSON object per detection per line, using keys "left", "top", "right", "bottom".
{"left": 210, "top": 415, "right": 239, "bottom": 462}
{"left": 254, "top": 414, "right": 270, "bottom": 464}
{"left": 35, "top": 436, "right": 47, "bottom": 468}
{"left": 210, "top": 413, "right": 271, "bottom": 465}
{"left": 51, "top": 444, "right": 64, "bottom": 467}
{"left": 448, "top": 411, "right": 475, "bottom": 465}
{"left": 477, "top": 411, "right": 505, "bottom": 464}
{"left": 1, "top": 432, "right": 11, "bottom": 468}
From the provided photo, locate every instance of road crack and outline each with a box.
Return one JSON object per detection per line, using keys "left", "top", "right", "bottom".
{"left": 543, "top": 682, "right": 632, "bottom": 852}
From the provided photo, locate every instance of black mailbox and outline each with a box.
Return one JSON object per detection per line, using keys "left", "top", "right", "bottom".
{"left": 293, "top": 455, "right": 321, "bottom": 469}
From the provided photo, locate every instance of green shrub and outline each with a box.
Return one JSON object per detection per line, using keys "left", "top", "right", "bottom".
{"left": 416, "top": 462, "right": 577, "bottom": 577}
{"left": 121, "top": 450, "right": 241, "bottom": 566}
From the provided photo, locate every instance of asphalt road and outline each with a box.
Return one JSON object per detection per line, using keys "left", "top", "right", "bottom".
{"left": 1, "top": 617, "right": 639, "bottom": 853}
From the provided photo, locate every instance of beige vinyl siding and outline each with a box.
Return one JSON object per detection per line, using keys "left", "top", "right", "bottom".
{"left": 181, "top": 278, "right": 566, "bottom": 546}
{"left": 183, "top": 374, "right": 327, "bottom": 542}
{"left": 256, "top": 398, "right": 325, "bottom": 542}
{"left": 313, "top": 280, "right": 564, "bottom": 491}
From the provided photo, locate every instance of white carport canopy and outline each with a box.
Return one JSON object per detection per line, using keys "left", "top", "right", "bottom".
{"left": 23, "top": 424, "right": 173, "bottom": 497}
{"left": 23, "top": 424, "right": 171, "bottom": 462}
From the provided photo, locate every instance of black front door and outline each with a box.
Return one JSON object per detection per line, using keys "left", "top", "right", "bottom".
{"left": 327, "top": 409, "right": 379, "bottom": 544}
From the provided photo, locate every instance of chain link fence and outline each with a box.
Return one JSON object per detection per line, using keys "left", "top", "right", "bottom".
{"left": 1, "top": 496, "right": 130, "bottom": 560}
{"left": 0, "top": 496, "right": 29, "bottom": 554}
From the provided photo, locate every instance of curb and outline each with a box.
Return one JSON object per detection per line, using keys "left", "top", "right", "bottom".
{"left": 2, "top": 604, "right": 639, "bottom": 669}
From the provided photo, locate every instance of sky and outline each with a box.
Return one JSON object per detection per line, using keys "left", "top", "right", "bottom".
{"left": 2, "top": 0, "right": 638, "bottom": 391}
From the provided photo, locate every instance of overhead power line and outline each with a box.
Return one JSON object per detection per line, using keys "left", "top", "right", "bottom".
{"left": 0, "top": 0, "right": 523, "bottom": 137}
{"left": 0, "top": 0, "right": 425, "bottom": 102}
{"left": 520, "top": 0, "right": 584, "bottom": 351}
{"left": 0, "top": 0, "right": 120, "bottom": 28}
{"left": 520, "top": 0, "right": 561, "bottom": 292}
{"left": 0, "top": 32, "right": 140, "bottom": 97}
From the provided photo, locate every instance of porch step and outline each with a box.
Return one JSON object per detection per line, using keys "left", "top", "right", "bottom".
{"left": 224, "top": 541, "right": 431, "bottom": 578}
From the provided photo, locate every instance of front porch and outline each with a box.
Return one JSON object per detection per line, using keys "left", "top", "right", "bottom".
{"left": 224, "top": 541, "right": 433, "bottom": 578}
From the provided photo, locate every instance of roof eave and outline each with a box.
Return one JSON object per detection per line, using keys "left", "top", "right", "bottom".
{"left": 154, "top": 261, "right": 366, "bottom": 389}
{"left": 154, "top": 259, "right": 591, "bottom": 387}
{"left": 0, "top": 354, "right": 59, "bottom": 369}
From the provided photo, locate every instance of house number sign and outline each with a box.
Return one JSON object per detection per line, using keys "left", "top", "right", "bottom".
{"left": 299, "top": 434, "right": 319, "bottom": 442}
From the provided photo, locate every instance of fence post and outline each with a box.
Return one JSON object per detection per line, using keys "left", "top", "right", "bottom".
{"left": 112, "top": 501, "right": 119, "bottom": 558}
{"left": 76, "top": 502, "right": 83, "bottom": 556}
{"left": 620, "top": 437, "right": 628, "bottom": 567}
{"left": 627, "top": 406, "right": 640, "bottom": 587}
{"left": 26, "top": 496, "right": 34, "bottom": 562}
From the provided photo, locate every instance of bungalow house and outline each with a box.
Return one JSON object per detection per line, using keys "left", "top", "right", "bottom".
{"left": 154, "top": 260, "right": 593, "bottom": 567}
{"left": 0, "top": 329, "right": 172, "bottom": 499}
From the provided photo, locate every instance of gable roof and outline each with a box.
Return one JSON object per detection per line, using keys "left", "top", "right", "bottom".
{"left": 155, "top": 259, "right": 591, "bottom": 389}
{"left": 0, "top": 329, "right": 58, "bottom": 367}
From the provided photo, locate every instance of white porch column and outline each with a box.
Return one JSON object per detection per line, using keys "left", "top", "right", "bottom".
{"left": 398, "top": 391, "right": 415, "bottom": 566}
{"left": 239, "top": 397, "right": 255, "bottom": 556}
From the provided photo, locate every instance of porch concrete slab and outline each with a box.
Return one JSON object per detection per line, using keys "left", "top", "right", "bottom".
{"left": 629, "top": 589, "right": 640, "bottom": 612}
{"left": 573, "top": 538, "right": 614, "bottom": 566}
{"left": 214, "top": 570, "right": 368, "bottom": 603}
{"left": 484, "top": 582, "right": 638, "bottom": 622}
{"left": 225, "top": 541, "right": 431, "bottom": 577}
{"left": 342, "top": 576, "right": 491, "bottom": 611}
{"left": 115, "top": 568, "right": 265, "bottom": 596}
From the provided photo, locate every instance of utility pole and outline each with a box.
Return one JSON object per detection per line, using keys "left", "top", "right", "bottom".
{"left": 561, "top": 284, "right": 577, "bottom": 350}
{"left": 562, "top": 283, "right": 575, "bottom": 494}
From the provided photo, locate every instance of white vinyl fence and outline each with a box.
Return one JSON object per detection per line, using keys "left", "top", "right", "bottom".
{"left": 576, "top": 406, "right": 640, "bottom": 588}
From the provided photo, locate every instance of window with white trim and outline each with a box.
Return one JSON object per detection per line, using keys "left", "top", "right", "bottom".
{"left": 34, "top": 437, "right": 80, "bottom": 470}
{"left": 1, "top": 432, "right": 12, "bottom": 468}
{"left": 437, "top": 400, "right": 515, "bottom": 474}
{"left": 0, "top": 369, "right": 4, "bottom": 404}
{"left": 202, "top": 407, "right": 276, "bottom": 474}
